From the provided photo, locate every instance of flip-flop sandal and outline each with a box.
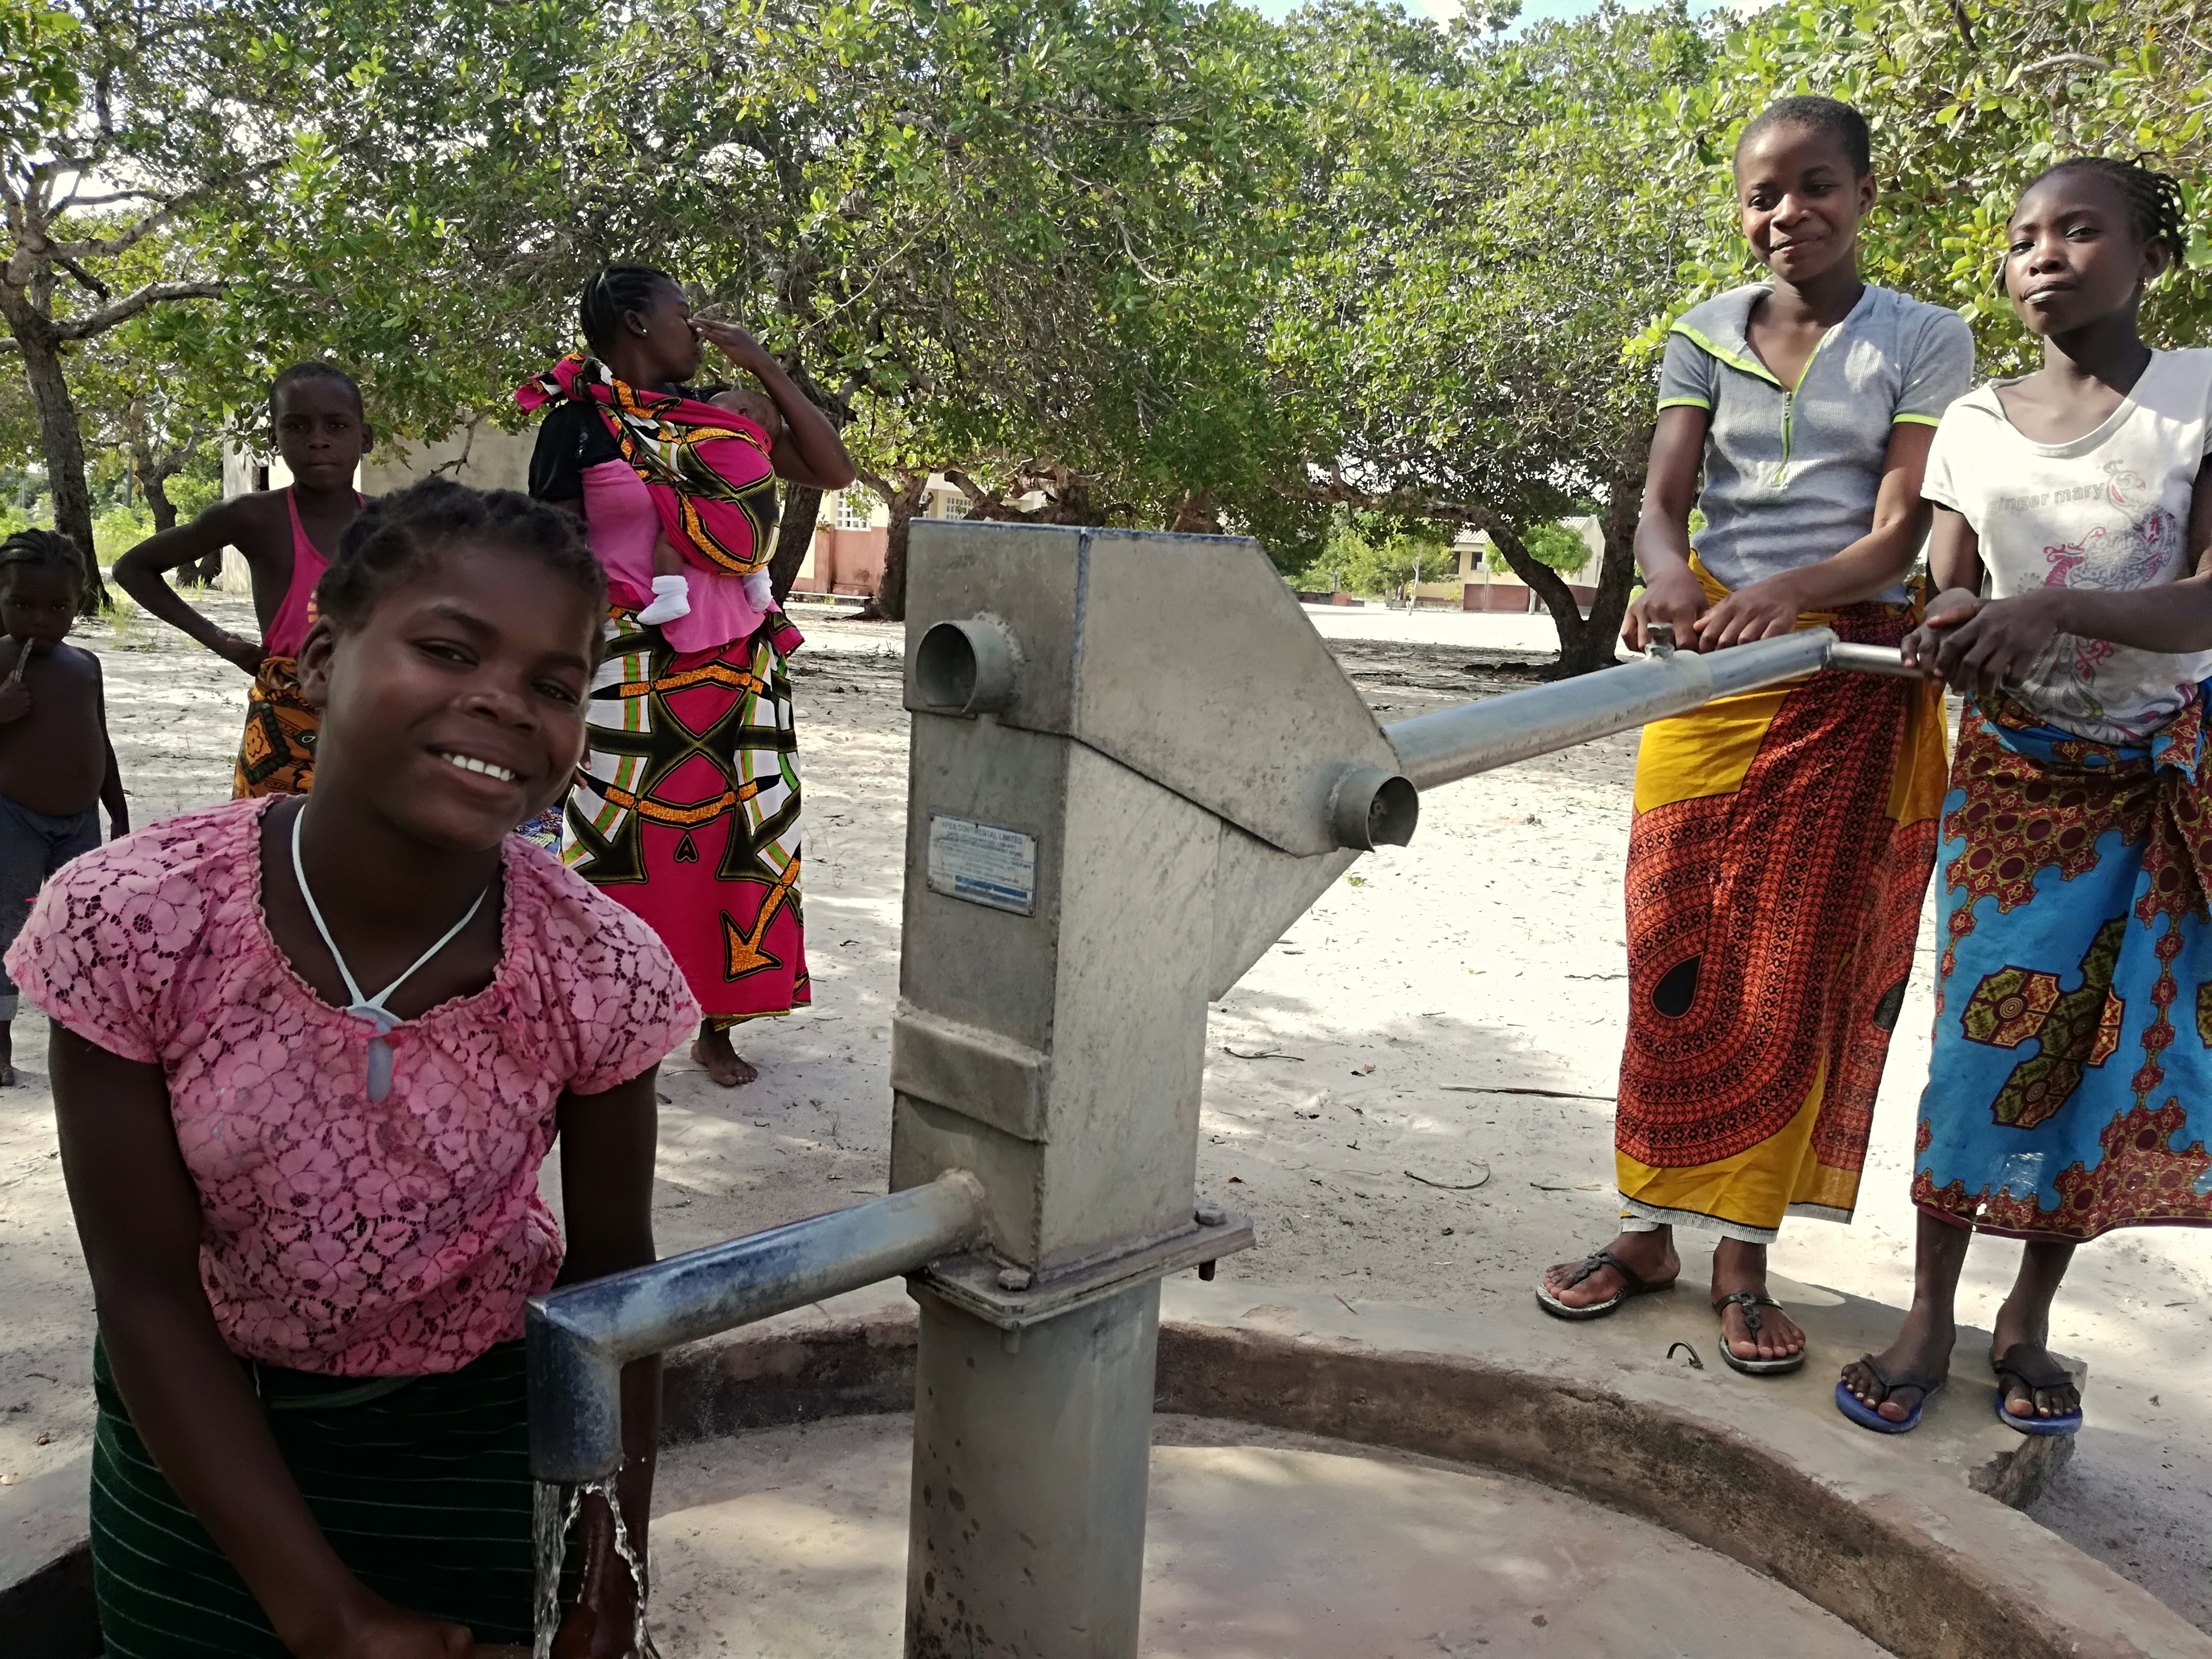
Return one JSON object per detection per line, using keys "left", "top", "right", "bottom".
{"left": 1711, "top": 1291, "right": 1806, "bottom": 1375}
{"left": 1535, "top": 1250, "right": 1677, "bottom": 1320}
{"left": 1833, "top": 1357, "right": 1946, "bottom": 1434}
{"left": 1991, "top": 1342, "right": 2084, "bottom": 1436}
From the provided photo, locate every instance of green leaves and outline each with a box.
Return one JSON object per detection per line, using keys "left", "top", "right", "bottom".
{"left": 1675, "top": 0, "right": 2212, "bottom": 377}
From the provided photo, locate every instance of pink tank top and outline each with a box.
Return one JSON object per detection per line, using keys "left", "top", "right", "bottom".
{"left": 264, "top": 489, "right": 356, "bottom": 658}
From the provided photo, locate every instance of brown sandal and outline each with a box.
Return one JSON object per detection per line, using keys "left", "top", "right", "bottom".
{"left": 1536, "top": 1250, "right": 1678, "bottom": 1320}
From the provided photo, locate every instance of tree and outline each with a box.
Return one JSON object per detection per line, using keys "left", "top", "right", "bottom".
{"left": 558, "top": 0, "right": 1329, "bottom": 619}
{"left": 2, "top": 0, "right": 624, "bottom": 601}
{"left": 1255, "top": 3, "right": 1716, "bottom": 674}
{"left": 1654, "top": 0, "right": 2212, "bottom": 364}
{"left": 0, "top": 2, "right": 292, "bottom": 597}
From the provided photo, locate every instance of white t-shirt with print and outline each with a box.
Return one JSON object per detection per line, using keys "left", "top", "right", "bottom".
{"left": 1922, "top": 347, "right": 2212, "bottom": 743}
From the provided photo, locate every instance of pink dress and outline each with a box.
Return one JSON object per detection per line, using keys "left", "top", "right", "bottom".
{"left": 4, "top": 798, "right": 699, "bottom": 1375}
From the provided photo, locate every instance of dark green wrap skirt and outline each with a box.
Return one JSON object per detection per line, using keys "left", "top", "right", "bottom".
{"left": 89, "top": 1337, "right": 536, "bottom": 1657}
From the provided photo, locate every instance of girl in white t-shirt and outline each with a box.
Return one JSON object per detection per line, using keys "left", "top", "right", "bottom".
{"left": 1838, "top": 159, "right": 2212, "bottom": 1439}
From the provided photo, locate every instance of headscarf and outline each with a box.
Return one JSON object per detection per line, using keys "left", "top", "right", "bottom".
{"left": 516, "top": 353, "right": 780, "bottom": 577}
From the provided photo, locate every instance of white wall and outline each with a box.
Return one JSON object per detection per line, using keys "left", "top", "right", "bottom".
{"left": 361, "top": 422, "right": 534, "bottom": 496}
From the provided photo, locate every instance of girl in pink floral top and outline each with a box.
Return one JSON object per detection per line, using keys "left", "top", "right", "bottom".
{"left": 10, "top": 480, "right": 697, "bottom": 1659}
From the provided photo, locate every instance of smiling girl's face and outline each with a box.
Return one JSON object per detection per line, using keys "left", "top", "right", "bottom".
{"left": 297, "top": 540, "right": 600, "bottom": 851}
{"left": 2004, "top": 169, "right": 2172, "bottom": 339}
{"left": 1735, "top": 122, "right": 1876, "bottom": 289}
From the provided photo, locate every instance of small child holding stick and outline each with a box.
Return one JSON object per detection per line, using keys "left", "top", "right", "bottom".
{"left": 0, "top": 529, "right": 127, "bottom": 1086}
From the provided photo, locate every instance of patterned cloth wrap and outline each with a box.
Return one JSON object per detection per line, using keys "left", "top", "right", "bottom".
{"left": 516, "top": 351, "right": 780, "bottom": 578}
{"left": 233, "top": 656, "right": 318, "bottom": 799}
{"left": 1613, "top": 558, "right": 1949, "bottom": 1243}
{"left": 89, "top": 1337, "right": 546, "bottom": 1657}
{"left": 560, "top": 607, "right": 810, "bottom": 1029}
{"left": 1917, "top": 689, "right": 2212, "bottom": 1241}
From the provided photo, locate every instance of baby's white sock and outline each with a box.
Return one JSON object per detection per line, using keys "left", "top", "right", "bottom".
{"left": 742, "top": 568, "right": 775, "bottom": 610}
{"left": 638, "top": 573, "right": 692, "bottom": 624}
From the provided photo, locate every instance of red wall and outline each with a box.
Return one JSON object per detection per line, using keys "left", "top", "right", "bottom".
{"left": 789, "top": 525, "right": 888, "bottom": 597}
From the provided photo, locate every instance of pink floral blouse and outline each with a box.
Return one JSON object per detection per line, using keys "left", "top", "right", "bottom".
{"left": 5, "top": 798, "right": 699, "bottom": 1376}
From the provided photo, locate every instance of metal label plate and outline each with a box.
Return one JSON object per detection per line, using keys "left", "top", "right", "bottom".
{"left": 926, "top": 815, "right": 1037, "bottom": 915}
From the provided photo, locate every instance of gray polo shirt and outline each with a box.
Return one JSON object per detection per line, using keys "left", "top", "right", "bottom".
{"left": 1658, "top": 283, "right": 1974, "bottom": 602}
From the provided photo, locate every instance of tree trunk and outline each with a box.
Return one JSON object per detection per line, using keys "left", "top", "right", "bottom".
{"left": 1168, "top": 490, "right": 1221, "bottom": 534}
{"left": 1485, "top": 515, "right": 1605, "bottom": 676}
{"left": 855, "top": 470, "right": 931, "bottom": 623}
{"left": 144, "top": 472, "right": 179, "bottom": 535}
{"left": 1580, "top": 442, "right": 1650, "bottom": 674}
{"left": 5, "top": 316, "right": 105, "bottom": 610}
{"left": 768, "top": 483, "right": 822, "bottom": 606}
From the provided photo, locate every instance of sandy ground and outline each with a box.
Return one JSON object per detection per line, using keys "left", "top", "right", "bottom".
{"left": 1, "top": 594, "right": 2207, "bottom": 1632}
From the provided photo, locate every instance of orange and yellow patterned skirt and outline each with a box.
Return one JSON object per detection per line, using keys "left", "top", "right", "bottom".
{"left": 1613, "top": 568, "right": 1948, "bottom": 1242}
{"left": 233, "top": 656, "right": 319, "bottom": 798}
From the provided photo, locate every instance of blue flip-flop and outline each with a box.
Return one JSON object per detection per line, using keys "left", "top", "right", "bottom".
{"left": 1992, "top": 1343, "right": 2084, "bottom": 1436}
{"left": 1834, "top": 1356, "right": 1945, "bottom": 1434}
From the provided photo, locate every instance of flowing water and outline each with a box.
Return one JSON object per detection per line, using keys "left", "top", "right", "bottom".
{"left": 534, "top": 1475, "right": 660, "bottom": 1659}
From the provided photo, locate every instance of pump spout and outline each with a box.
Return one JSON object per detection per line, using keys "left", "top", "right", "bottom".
{"left": 526, "top": 1171, "right": 986, "bottom": 1482}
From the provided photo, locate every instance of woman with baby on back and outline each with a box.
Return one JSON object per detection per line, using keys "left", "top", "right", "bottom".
{"left": 16, "top": 479, "right": 695, "bottom": 1655}
{"left": 1840, "top": 157, "right": 2212, "bottom": 1437}
{"left": 521, "top": 264, "right": 857, "bottom": 1090}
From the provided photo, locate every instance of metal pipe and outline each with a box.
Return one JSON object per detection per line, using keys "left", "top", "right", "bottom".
{"left": 526, "top": 1171, "right": 987, "bottom": 1482}
{"left": 1384, "top": 629, "right": 1836, "bottom": 791}
{"left": 1827, "top": 640, "right": 1921, "bottom": 678}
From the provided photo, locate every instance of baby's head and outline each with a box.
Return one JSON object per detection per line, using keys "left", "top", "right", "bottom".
{"left": 710, "top": 386, "right": 783, "bottom": 445}
{"left": 300, "top": 478, "right": 607, "bottom": 849}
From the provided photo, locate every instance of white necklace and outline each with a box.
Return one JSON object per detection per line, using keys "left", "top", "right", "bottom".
{"left": 289, "top": 804, "right": 491, "bottom": 1103}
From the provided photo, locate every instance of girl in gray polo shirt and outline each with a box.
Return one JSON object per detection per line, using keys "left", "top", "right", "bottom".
{"left": 1537, "top": 97, "right": 1972, "bottom": 1380}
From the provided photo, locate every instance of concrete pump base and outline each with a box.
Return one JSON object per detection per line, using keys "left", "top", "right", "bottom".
{"left": 6, "top": 1277, "right": 2207, "bottom": 1659}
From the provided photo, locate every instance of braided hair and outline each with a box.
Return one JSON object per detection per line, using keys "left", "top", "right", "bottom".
{"left": 2029, "top": 157, "right": 2190, "bottom": 268}
{"left": 314, "top": 477, "right": 605, "bottom": 652}
{"left": 0, "top": 527, "right": 86, "bottom": 592}
{"left": 1736, "top": 96, "right": 1873, "bottom": 179}
{"left": 577, "top": 264, "right": 677, "bottom": 356}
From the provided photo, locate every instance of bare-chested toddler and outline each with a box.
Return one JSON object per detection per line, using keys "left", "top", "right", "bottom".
{"left": 0, "top": 530, "right": 125, "bottom": 1085}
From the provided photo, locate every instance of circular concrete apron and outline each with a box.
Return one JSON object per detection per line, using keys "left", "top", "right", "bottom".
{"left": 648, "top": 1414, "right": 1893, "bottom": 1658}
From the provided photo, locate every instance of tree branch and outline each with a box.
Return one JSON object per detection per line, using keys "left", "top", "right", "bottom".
{"left": 56, "top": 256, "right": 110, "bottom": 301}
{"left": 54, "top": 280, "right": 226, "bottom": 340}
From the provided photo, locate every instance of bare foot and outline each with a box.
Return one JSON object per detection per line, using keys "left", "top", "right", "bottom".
{"left": 0, "top": 1061, "right": 14, "bottom": 1088}
{"left": 1839, "top": 1308, "right": 1954, "bottom": 1423}
{"left": 1540, "top": 1229, "right": 1680, "bottom": 1309}
{"left": 691, "top": 1023, "right": 758, "bottom": 1088}
{"left": 1710, "top": 1238, "right": 1805, "bottom": 1362}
